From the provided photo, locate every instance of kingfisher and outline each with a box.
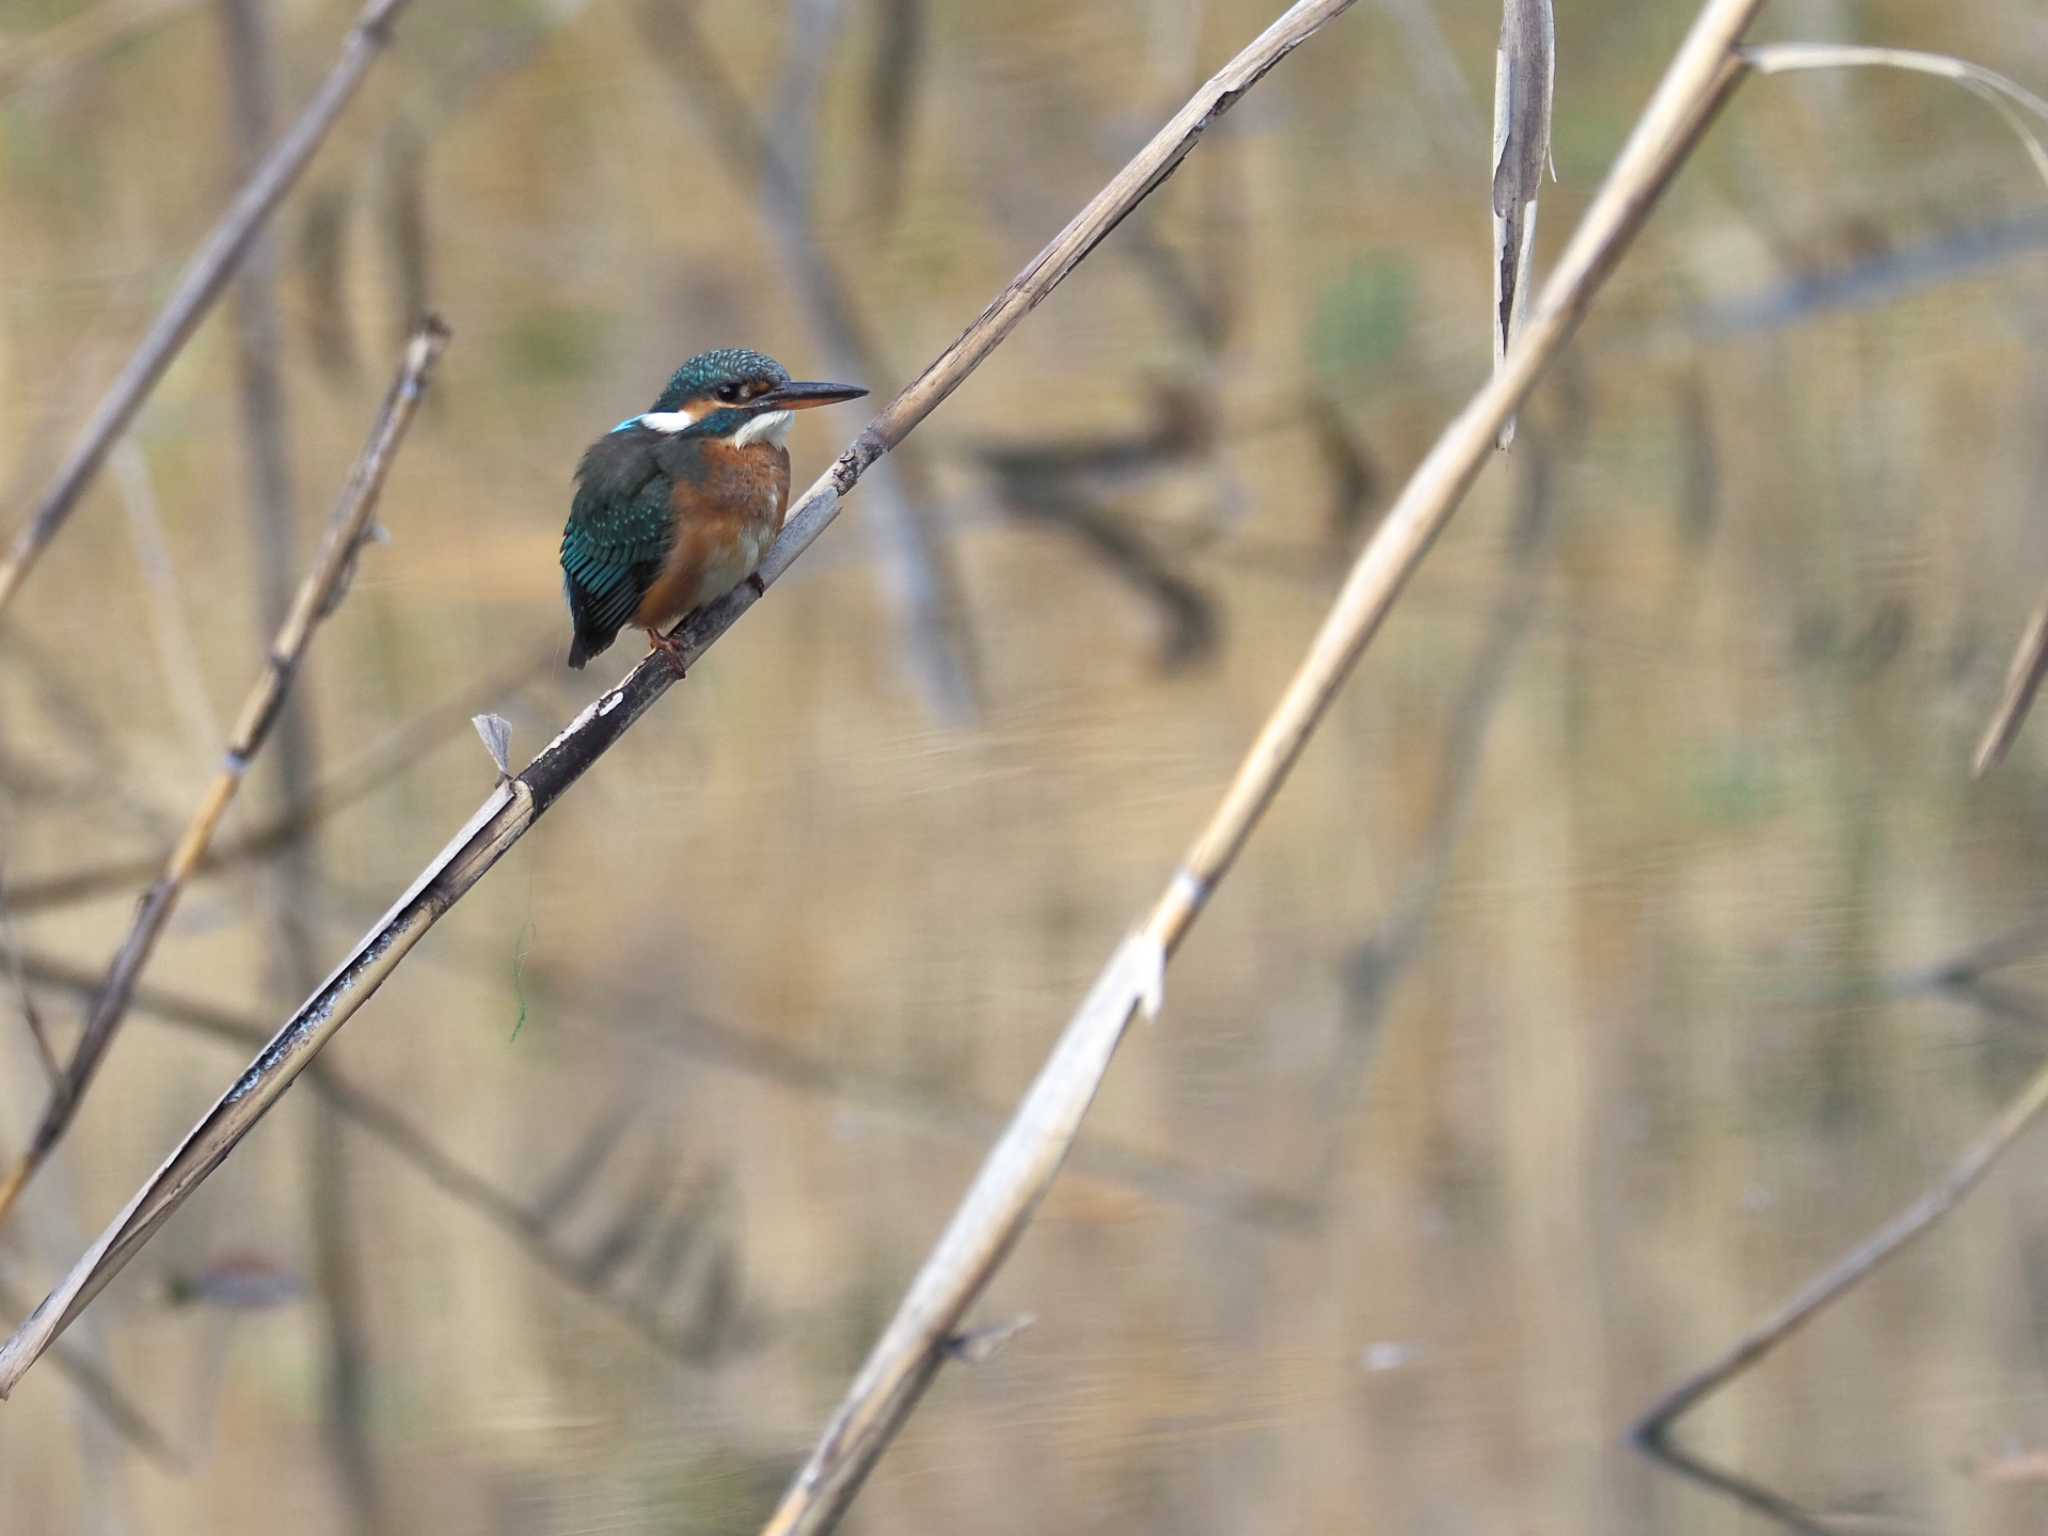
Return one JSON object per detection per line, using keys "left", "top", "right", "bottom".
{"left": 560, "top": 347, "right": 866, "bottom": 672}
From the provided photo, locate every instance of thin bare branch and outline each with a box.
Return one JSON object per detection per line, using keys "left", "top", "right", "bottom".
{"left": 0, "top": 0, "right": 416, "bottom": 624}
{"left": 0, "top": 318, "right": 449, "bottom": 1229}
{"left": 1631, "top": 1046, "right": 2048, "bottom": 1533}
{"left": 0, "top": 0, "right": 1356, "bottom": 1398}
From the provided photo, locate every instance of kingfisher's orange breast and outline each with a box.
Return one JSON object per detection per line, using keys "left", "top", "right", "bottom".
{"left": 632, "top": 439, "right": 791, "bottom": 630}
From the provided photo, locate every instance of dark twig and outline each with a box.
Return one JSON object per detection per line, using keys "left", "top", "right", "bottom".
{"left": 0, "top": 319, "right": 449, "bottom": 1229}
{"left": 992, "top": 481, "right": 1219, "bottom": 669}
{"left": 965, "top": 382, "right": 1227, "bottom": 663}
{"left": 638, "top": 0, "right": 982, "bottom": 724}
{"left": 0, "top": 0, "right": 1352, "bottom": 1398}
{"left": 0, "top": 0, "right": 416, "bottom": 624}
{"left": 1637, "top": 1431, "right": 1840, "bottom": 1536}
{"left": 1631, "top": 1046, "right": 2048, "bottom": 1533}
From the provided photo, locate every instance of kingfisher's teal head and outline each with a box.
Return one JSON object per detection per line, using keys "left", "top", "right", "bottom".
{"left": 613, "top": 347, "right": 866, "bottom": 445}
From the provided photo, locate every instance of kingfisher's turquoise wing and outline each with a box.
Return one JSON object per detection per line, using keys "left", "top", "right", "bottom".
{"left": 561, "top": 435, "right": 676, "bottom": 667}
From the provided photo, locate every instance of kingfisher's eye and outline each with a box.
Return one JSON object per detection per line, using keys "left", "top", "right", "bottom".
{"left": 715, "top": 383, "right": 742, "bottom": 404}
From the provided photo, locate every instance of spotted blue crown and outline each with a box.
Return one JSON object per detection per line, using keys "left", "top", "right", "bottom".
{"left": 651, "top": 348, "right": 789, "bottom": 412}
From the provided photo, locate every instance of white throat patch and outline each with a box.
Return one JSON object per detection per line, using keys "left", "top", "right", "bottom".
{"left": 732, "top": 409, "right": 794, "bottom": 448}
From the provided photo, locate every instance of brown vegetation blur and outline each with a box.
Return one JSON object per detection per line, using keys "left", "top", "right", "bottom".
{"left": 5, "top": 0, "right": 2048, "bottom": 1531}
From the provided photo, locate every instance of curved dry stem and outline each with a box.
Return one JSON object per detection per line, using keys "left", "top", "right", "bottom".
{"left": 1743, "top": 44, "right": 2048, "bottom": 196}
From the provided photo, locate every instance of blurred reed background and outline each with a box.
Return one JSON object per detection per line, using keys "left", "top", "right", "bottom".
{"left": 3, "top": 0, "right": 2048, "bottom": 1531}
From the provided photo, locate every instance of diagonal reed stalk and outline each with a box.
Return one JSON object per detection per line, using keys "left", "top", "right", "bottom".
{"left": 0, "top": 0, "right": 1367, "bottom": 1400}
{"left": 0, "top": 0, "right": 415, "bottom": 625}
{"left": 0, "top": 319, "right": 449, "bottom": 1230}
{"left": 756, "top": 2, "right": 1765, "bottom": 1530}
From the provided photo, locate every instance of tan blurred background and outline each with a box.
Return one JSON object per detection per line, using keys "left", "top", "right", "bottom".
{"left": 4, "top": 0, "right": 2048, "bottom": 1530}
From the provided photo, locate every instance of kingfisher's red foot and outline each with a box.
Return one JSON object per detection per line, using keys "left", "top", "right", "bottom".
{"left": 645, "top": 628, "right": 688, "bottom": 679}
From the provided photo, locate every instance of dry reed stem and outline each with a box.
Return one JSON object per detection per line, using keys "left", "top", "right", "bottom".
{"left": 1630, "top": 1051, "right": 2048, "bottom": 1528}
{"left": 0, "top": 318, "right": 449, "bottom": 1231}
{"left": 756, "top": 3, "right": 1763, "bottom": 1531}
{"left": 0, "top": 0, "right": 1361, "bottom": 1399}
{"left": 1742, "top": 46, "right": 2048, "bottom": 190}
{"left": 0, "top": 0, "right": 415, "bottom": 625}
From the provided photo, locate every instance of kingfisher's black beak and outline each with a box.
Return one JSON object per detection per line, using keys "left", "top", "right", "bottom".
{"left": 754, "top": 380, "right": 867, "bottom": 411}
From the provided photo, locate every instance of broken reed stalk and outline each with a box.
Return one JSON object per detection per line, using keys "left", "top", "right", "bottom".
{"left": 1489, "top": 0, "right": 1555, "bottom": 451}
{"left": 0, "top": 0, "right": 1365, "bottom": 1399}
{"left": 756, "top": 3, "right": 1765, "bottom": 1532}
{"left": 0, "top": 0, "right": 415, "bottom": 625}
{"left": 0, "top": 318, "right": 449, "bottom": 1230}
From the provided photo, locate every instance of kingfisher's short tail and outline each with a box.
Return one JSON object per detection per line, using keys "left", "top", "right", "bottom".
{"left": 566, "top": 628, "right": 611, "bottom": 669}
